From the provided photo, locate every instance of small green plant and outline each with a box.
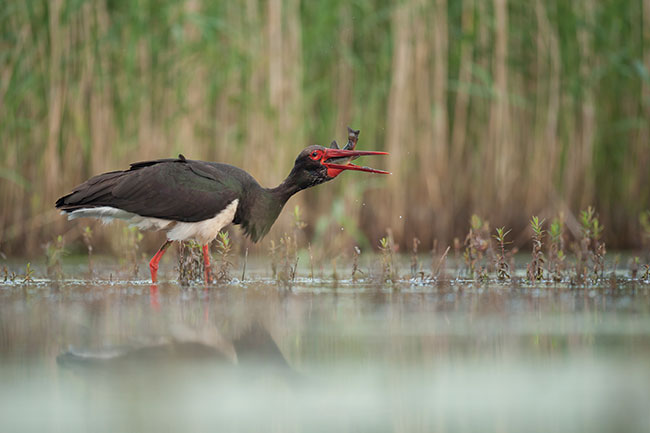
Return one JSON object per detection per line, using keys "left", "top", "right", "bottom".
{"left": 379, "top": 237, "right": 390, "bottom": 277}
{"left": 45, "top": 235, "right": 66, "bottom": 280}
{"left": 464, "top": 215, "right": 489, "bottom": 280}
{"left": 642, "top": 264, "right": 650, "bottom": 282}
{"left": 82, "top": 226, "right": 93, "bottom": 276}
{"left": 276, "top": 233, "right": 298, "bottom": 288}
{"left": 177, "top": 241, "right": 203, "bottom": 285}
{"left": 579, "top": 206, "right": 606, "bottom": 282}
{"left": 593, "top": 242, "right": 606, "bottom": 281}
{"left": 22, "top": 263, "right": 35, "bottom": 283}
{"left": 379, "top": 236, "right": 395, "bottom": 283}
{"left": 580, "top": 207, "right": 604, "bottom": 239}
{"left": 215, "top": 231, "right": 233, "bottom": 282}
{"left": 527, "top": 216, "right": 545, "bottom": 282}
{"left": 3, "top": 266, "right": 17, "bottom": 282}
{"left": 547, "top": 216, "right": 566, "bottom": 282}
{"left": 292, "top": 204, "right": 307, "bottom": 261}
{"left": 493, "top": 227, "right": 512, "bottom": 281}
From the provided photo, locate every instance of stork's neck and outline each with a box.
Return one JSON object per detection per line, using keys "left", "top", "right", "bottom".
{"left": 268, "top": 165, "right": 310, "bottom": 203}
{"left": 235, "top": 167, "right": 309, "bottom": 242}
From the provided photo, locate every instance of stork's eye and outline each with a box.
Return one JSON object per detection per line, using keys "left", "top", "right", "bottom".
{"left": 310, "top": 151, "right": 321, "bottom": 160}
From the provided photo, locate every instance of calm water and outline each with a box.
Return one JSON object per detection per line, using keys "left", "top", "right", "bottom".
{"left": 1, "top": 263, "right": 650, "bottom": 433}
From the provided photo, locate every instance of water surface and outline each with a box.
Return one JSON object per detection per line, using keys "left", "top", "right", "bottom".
{"left": 1, "top": 266, "right": 649, "bottom": 432}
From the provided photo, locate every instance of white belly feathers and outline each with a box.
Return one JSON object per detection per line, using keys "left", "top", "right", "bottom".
{"left": 165, "top": 199, "right": 239, "bottom": 244}
{"left": 66, "top": 199, "right": 239, "bottom": 245}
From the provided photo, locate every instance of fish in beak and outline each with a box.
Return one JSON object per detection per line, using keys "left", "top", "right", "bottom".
{"left": 322, "top": 127, "right": 389, "bottom": 178}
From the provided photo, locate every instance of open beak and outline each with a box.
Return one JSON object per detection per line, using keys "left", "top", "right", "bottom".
{"left": 322, "top": 148, "right": 390, "bottom": 177}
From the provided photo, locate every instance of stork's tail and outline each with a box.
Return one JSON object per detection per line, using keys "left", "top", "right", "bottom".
{"left": 55, "top": 170, "right": 125, "bottom": 213}
{"left": 55, "top": 170, "right": 142, "bottom": 224}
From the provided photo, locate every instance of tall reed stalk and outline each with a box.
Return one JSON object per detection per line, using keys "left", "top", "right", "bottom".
{"left": 1, "top": 0, "right": 648, "bottom": 255}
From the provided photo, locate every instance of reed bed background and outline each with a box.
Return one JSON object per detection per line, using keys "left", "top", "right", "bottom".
{"left": 1, "top": 0, "right": 649, "bottom": 257}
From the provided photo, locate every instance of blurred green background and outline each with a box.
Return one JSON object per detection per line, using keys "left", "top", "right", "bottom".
{"left": 1, "top": 0, "right": 649, "bottom": 257}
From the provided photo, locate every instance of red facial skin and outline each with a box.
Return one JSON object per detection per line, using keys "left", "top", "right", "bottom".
{"left": 308, "top": 149, "right": 390, "bottom": 178}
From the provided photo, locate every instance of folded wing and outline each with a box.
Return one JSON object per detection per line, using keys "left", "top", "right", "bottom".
{"left": 56, "top": 157, "right": 241, "bottom": 222}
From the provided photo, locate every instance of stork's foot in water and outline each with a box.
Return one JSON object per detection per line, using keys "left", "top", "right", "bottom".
{"left": 149, "top": 240, "right": 172, "bottom": 283}
{"left": 203, "top": 244, "right": 212, "bottom": 284}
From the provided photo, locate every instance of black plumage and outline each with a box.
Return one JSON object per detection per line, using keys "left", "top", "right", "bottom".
{"left": 57, "top": 155, "right": 287, "bottom": 242}
{"left": 56, "top": 147, "right": 339, "bottom": 243}
{"left": 58, "top": 157, "right": 237, "bottom": 220}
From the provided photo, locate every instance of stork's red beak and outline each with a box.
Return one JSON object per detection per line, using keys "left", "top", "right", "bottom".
{"left": 322, "top": 148, "right": 390, "bottom": 178}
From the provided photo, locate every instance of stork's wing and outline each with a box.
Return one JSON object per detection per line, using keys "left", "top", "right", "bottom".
{"left": 56, "top": 157, "right": 242, "bottom": 222}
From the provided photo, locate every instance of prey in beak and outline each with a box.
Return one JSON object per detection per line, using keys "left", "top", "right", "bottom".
{"left": 321, "top": 127, "right": 390, "bottom": 178}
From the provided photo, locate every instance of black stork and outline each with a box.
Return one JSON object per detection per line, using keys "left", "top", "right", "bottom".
{"left": 55, "top": 128, "right": 388, "bottom": 283}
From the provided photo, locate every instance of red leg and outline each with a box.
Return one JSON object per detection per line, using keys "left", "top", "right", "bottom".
{"left": 203, "top": 244, "right": 211, "bottom": 284}
{"left": 149, "top": 240, "right": 172, "bottom": 283}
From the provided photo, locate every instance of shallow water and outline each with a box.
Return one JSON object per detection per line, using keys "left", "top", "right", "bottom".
{"left": 1, "top": 265, "right": 650, "bottom": 433}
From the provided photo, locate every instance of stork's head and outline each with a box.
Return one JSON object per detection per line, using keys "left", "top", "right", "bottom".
{"left": 288, "top": 128, "right": 389, "bottom": 190}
